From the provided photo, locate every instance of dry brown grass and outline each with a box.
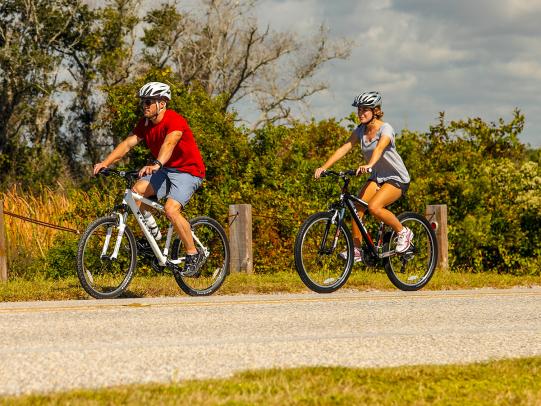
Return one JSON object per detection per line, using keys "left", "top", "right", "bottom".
{"left": 1, "top": 185, "right": 81, "bottom": 260}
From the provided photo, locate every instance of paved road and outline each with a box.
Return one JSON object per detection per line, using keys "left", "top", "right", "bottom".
{"left": 1, "top": 287, "right": 540, "bottom": 396}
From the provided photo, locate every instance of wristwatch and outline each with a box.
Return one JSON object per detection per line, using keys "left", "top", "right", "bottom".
{"left": 150, "top": 159, "right": 163, "bottom": 169}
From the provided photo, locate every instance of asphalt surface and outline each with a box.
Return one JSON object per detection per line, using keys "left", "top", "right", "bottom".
{"left": 1, "top": 287, "right": 540, "bottom": 396}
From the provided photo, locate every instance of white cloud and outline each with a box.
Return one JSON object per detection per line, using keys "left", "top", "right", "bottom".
{"left": 253, "top": 0, "right": 541, "bottom": 146}
{"left": 498, "top": 61, "right": 541, "bottom": 81}
{"left": 84, "top": 0, "right": 540, "bottom": 146}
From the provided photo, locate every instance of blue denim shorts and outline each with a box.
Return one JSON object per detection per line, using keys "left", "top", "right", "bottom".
{"left": 142, "top": 168, "right": 203, "bottom": 208}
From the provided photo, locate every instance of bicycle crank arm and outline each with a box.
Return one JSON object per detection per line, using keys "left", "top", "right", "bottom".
{"left": 379, "top": 250, "right": 396, "bottom": 258}
{"left": 379, "top": 249, "right": 415, "bottom": 260}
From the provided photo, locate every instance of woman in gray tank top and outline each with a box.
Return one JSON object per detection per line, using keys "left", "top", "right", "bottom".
{"left": 314, "top": 91, "right": 413, "bottom": 259}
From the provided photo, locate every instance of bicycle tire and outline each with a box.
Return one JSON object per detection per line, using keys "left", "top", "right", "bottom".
{"left": 383, "top": 212, "right": 438, "bottom": 291}
{"left": 76, "top": 215, "right": 137, "bottom": 299}
{"left": 171, "top": 216, "right": 230, "bottom": 296}
{"left": 294, "top": 211, "right": 354, "bottom": 293}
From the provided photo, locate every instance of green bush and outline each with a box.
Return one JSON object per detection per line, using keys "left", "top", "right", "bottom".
{"left": 44, "top": 235, "right": 79, "bottom": 279}
{"left": 399, "top": 111, "right": 540, "bottom": 274}
{"left": 6, "top": 74, "right": 540, "bottom": 277}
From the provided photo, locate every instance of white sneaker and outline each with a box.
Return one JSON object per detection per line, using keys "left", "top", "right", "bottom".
{"left": 339, "top": 247, "right": 363, "bottom": 262}
{"left": 395, "top": 227, "right": 414, "bottom": 253}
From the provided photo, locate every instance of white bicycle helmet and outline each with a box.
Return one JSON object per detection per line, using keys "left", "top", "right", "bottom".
{"left": 138, "top": 82, "right": 171, "bottom": 101}
{"left": 352, "top": 91, "right": 381, "bottom": 108}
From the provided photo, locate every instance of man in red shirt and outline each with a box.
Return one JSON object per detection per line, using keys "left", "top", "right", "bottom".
{"left": 93, "top": 82, "right": 206, "bottom": 276}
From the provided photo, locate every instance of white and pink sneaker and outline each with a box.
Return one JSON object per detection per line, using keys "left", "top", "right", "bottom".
{"left": 395, "top": 227, "right": 414, "bottom": 253}
{"left": 339, "top": 247, "right": 363, "bottom": 263}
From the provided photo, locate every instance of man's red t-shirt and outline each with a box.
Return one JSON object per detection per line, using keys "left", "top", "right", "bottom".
{"left": 132, "top": 110, "right": 205, "bottom": 178}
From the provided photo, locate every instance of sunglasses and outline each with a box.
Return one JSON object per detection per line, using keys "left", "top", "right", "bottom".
{"left": 140, "top": 98, "right": 160, "bottom": 106}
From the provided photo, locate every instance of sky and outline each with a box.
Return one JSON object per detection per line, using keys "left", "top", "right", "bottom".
{"left": 87, "top": 0, "right": 541, "bottom": 147}
{"left": 251, "top": 0, "right": 541, "bottom": 147}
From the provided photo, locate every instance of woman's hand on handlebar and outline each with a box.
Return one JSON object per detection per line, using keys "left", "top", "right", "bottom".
{"left": 356, "top": 165, "right": 372, "bottom": 176}
{"left": 314, "top": 167, "right": 327, "bottom": 179}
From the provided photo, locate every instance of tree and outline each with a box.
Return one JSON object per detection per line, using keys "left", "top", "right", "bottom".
{"left": 141, "top": 0, "right": 352, "bottom": 129}
{"left": 55, "top": 0, "right": 140, "bottom": 171}
{"left": 1, "top": 0, "right": 352, "bottom": 187}
{"left": 0, "top": 0, "right": 83, "bottom": 188}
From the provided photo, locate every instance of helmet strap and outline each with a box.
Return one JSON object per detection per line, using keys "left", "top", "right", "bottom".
{"left": 144, "top": 100, "right": 166, "bottom": 126}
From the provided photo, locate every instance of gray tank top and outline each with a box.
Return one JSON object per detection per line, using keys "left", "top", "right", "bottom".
{"left": 354, "top": 122, "right": 410, "bottom": 184}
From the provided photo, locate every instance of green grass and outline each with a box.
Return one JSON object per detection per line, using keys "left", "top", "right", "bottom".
{"left": 2, "top": 357, "right": 540, "bottom": 405}
{"left": 0, "top": 269, "right": 540, "bottom": 302}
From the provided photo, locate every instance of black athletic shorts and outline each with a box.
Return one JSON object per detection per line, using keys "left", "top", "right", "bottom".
{"left": 369, "top": 179, "right": 410, "bottom": 196}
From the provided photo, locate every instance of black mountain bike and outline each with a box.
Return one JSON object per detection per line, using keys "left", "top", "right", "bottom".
{"left": 294, "top": 170, "right": 438, "bottom": 292}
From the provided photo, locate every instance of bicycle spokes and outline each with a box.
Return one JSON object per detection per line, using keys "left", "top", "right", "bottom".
{"left": 172, "top": 217, "right": 229, "bottom": 296}
{"left": 77, "top": 216, "right": 137, "bottom": 299}
{"left": 384, "top": 213, "right": 437, "bottom": 290}
{"left": 294, "top": 212, "right": 354, "bottom": 293}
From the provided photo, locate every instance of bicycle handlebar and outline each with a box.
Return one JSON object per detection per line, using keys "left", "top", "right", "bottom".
{"left": 98, "top": 168, "right": 140, "bottom": 181}
{"left": 320, "top": 168, "right": 372, "bottom": 178}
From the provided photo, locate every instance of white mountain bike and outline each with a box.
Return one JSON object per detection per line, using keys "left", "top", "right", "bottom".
{"left": 76, "top": 168, "right": 230, "bottom": 298}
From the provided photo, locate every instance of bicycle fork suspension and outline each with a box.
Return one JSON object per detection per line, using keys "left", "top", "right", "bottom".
{"left": 101, "top": 212, "right": 128, "bottom": 260}
{"left": 320, "top": 209, "right": 344, "bottom": 254}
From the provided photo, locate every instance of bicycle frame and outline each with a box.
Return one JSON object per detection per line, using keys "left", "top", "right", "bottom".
{"left": 328, "top": 173, "right": 396, "bottom": 261}
{"left": 105, "top": 188, "right": 207, "bottom": 267}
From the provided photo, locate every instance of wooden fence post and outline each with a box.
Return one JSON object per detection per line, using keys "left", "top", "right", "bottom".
{"left": 0, "top": 200, "right": 7, "bottom": 282}
{"left": 228, "top": 204, "right": 253, "bottom": 273}
{"left": 426, "top": 204, "right": 448, "bottom": 270}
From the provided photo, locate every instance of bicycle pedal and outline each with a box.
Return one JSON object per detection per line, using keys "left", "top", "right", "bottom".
{"left": 166, "top": 260, "right": 182, "bottom": 275}
{"left": 402, "top": 251, "right": 415, "bottom": 261}
{"left": 180, "top": 270, "right": 201, "bottom": 278}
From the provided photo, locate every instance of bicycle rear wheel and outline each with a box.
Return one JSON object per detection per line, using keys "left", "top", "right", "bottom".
{"left": 172, "top": 216, "right": 230, "bottom": 296}
{"left": 383, "top": 212, "right": 438, "bottom": 291}
{"left": 294, "top": 211, "right": 354, "bottom": 293}
{"left": 76, "top": 216, "right": 137, "bottom": 299}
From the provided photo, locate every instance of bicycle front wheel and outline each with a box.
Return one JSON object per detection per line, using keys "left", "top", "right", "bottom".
{"left": 172, "top": 216, "right": 230, "bottom": 296}
{"left": 383, "top": 212, "right": 438, "bottom": 291}
{"left": 76, "top": 216, "right": 137, "bottom": 299}
{"left": 294, "top": 211, "right": 354, "bottom": 293}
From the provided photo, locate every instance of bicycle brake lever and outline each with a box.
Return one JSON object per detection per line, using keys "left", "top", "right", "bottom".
{"left": 98, "top": 168, "right": 111, "bottom": 177}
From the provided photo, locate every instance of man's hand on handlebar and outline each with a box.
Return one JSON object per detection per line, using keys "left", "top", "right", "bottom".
{"left": 93, "top": 162, "right": 108, "bottom": 176}
{"left": 138, "top": 163, "right": 161, "bottom": 178}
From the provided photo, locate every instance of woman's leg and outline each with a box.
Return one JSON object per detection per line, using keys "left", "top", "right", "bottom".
{"left": 366, "top": 183, "right": 403, "bottom": 232}
{"left": 352, "top": 181, "right": 379, "bottom": 247}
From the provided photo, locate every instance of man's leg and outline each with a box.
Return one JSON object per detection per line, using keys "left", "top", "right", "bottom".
{"left": 164, "top": 198, "right": 197, "bottom": 255}
{"left": 132, "top": 179, "right": 156, "bottom": 211}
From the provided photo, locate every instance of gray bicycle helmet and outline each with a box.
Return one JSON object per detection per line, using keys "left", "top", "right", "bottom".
{"left": 352, "top": 91, "right": 381, "bottom": 108}
{"left": 138, "top": 82, "right": 171, "bottom": 101}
